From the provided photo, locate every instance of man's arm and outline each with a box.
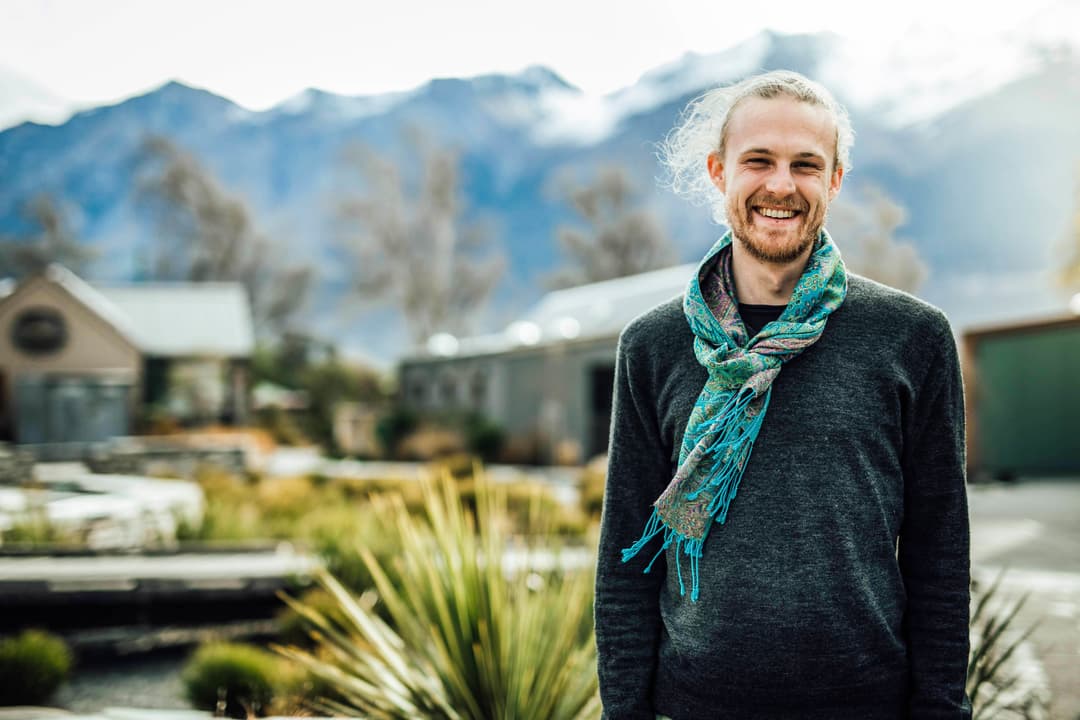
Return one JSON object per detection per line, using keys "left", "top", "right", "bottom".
{"left": 898, "top": 318, "right": 972, "bottom": 719}
{"left": 595, "top": 325, "right": 671, "bottom": 720}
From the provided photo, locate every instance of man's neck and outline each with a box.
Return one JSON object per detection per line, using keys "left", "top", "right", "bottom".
{"left": 730, "top": 238, "right": 813, "bottom": 305}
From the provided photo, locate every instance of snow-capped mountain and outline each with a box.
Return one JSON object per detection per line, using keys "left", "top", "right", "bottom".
{"left": 0, "top": 65, "right": 72, "bottom": 130}
{"left": 2, "top": 29, "right": 1078, "bottom": 361}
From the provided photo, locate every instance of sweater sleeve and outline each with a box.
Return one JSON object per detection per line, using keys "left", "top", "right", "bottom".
{"left": 898, "top": 318, "right": 973, "bottom": 719}
{"left": 595, "top": 325, "right": 671, "bottom": 720}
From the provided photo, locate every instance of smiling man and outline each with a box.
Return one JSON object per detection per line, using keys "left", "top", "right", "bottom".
{"left": 595, "top": 71, "right": 972, "bottom": 719}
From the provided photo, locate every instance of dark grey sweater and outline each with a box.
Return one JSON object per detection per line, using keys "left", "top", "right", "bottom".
{"left": 595, "top": 275, "right": 971, "bottom": 720}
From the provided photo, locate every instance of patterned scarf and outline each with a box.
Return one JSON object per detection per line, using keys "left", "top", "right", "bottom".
{"left": 621, "top": 229, "right": 847, "bottom": 601}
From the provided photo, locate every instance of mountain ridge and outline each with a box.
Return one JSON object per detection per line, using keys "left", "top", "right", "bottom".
{"left": 2, "top": 31, "right": 1077, "bottom": 361}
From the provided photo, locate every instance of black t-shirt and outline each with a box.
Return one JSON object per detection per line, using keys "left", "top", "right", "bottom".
{"left": 739, "top": 302, "right": 786, "bottom": 338}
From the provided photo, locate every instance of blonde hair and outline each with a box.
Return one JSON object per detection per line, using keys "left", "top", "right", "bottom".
{"left": 658, "top": 70, "right": 854, "bottom": 224}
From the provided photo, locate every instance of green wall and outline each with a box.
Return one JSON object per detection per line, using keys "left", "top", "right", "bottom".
{"left": 973, "top": 324, "right": 1080, "bottom": 476}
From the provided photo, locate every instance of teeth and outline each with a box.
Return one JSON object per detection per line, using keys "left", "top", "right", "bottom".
{"left": 757, "top": 207, "right": 797, "bottom": 219}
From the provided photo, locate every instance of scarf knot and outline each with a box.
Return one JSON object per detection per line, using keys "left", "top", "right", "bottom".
{"left": 619, "top": 229, "right": 847, "bottom": 602}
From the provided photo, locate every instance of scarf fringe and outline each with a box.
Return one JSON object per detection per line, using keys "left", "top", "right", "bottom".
{"left": 693, "top": 388, "right": 772, "bottom": 522}
{"left": 620, "top": 388, "right": 772, "bottom": 603}
{"left": 622, "top": 509, "right": 705, "bottom": 601}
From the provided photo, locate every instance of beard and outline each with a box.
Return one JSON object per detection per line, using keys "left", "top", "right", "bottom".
{"left": 726, "top": 192, "right": 828, "bottom": 265}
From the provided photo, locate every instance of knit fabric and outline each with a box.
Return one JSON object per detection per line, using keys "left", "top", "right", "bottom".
{"left": 620, "top": 230, "right": 847, "bottom": 601}
{"left": 594, "top": 274, "right": 971, "bottom": 720}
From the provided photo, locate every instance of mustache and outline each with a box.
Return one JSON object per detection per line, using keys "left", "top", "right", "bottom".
{"left": 748, "top": 195, "right": 807, "bottom": 212}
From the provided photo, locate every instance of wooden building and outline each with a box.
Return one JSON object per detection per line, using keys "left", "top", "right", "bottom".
{"left": 0, "top": 265, "right": 254, "bottom": 455}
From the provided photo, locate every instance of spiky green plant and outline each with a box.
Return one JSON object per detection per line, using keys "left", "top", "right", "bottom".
{"left": 967, "top": 570, "right": 1047, "bottom": 719}
{"left": 276, "top": 473, "right": 600, "bottom": 719}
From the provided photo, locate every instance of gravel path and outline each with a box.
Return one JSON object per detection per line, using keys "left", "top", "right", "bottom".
{"left": 54, "top": 649, "right": 192, "bottom": 714}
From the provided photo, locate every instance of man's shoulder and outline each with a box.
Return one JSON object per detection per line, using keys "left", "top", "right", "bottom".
{"left": 619, "top": 294, "right": 688, "bottom": 350}
{"left": 844, "top": 273, "right": 953, "bottom": 340}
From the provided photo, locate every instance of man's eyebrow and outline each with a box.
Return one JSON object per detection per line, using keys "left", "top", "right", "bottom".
{"left": 738, "top": 149, "right": 827, "bottom": 162}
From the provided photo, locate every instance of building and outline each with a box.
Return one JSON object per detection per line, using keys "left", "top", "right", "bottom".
{"left": 0, "top": 265, "right": 255, "bottom": 453}
{"left": 398, "top": 263, "right": 696, "bottom": 464}
{"left": 961, "top": 312, "right": 1080, "bottom": 480}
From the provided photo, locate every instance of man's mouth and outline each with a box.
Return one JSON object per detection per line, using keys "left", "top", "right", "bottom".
{"left": 753, "top": 206, "right": 801, "bottom": 220}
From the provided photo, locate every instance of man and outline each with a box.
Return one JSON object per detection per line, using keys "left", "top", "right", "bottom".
{"left": 594, "top": 70, "right": 971, "bottom": 719}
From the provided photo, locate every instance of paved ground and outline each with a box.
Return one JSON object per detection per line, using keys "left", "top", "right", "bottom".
{"left": 968, "top": 478, "right": 1080, "bottom": 720}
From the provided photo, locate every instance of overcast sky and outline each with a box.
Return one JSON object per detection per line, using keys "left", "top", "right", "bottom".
{"left": 2, "top": 0, "right": 1078, "bottom": 124}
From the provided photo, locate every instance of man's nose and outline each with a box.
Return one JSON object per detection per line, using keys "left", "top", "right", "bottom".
{"left": 764, "top": 165, "right": 796, "bottom": 196}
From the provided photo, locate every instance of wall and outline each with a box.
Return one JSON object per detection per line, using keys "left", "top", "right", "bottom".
{"left": 0, "top": 277, "right": 140, "bottom": 442}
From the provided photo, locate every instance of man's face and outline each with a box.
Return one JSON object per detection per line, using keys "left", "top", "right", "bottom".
{"left": 707, "top": 96, "right": 843, "bottom": 265}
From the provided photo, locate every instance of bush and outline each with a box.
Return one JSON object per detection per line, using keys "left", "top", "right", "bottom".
{"left": 375, "top": 406, "right": 419, "bottom": 457}
{"left": 580, "top": 455, "right": 608, "bottom": 519}
{"left": 276, "top": 473, "right": 600, "bottom": 719}
{"left": 181, "top": 642, "right": 285, "bottom": 718}
{"left": 256, "top": 406, "right": 309, "bottom": 446}
{"left": 462, "top": 413, "right": 506, "bottom": 462}
{"left": 0, "top": 630, "right": 73, "bottom": 705}
{"left": 397, "top": 426, "right": 466, "bottom": 460}
{"left": 967, "top": 571, "right": 1049, "bottom": 719}
{"left": 0, "top": 511, "right": 64, "bottom": 546}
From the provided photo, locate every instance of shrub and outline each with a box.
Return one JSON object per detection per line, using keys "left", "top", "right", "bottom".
{"left": 397, "top": 426, "right": 466, "bottom": 460}
{"left": 461, "top": 412, "right": 506, "bottom": 462}
{"left": 0, "top": 629, "right": 73, "bottom": 705}
{"left": 967, "top": 571, "right": 1049, "bottom": 719}
{"left": 276, "top": 473, "right": 600, "bottom": 719}
{"left": 580, "top": 455, "right": 608, "bottom": 519}
{"left": 457, "top": 477, "right": 589, "bottom": 538}
{"left": 1, "top": 511, "right": 65, "bottom": 546}
{"left": 256, "top": 476, "right": 319, "bottom": 524}
{"left": 256, "top": 406, "right": 309, "bottom": 446}
{"left": 181, "top": 642, "right": 284, "bottom": 718}
{"left": 375, "top": 406, "right": 419, "bottom": 457}
{"left": 306, "top": 501, "right": 404, "bottom": 597}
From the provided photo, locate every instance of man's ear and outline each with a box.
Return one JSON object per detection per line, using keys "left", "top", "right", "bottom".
{"left": 707, "top": 152, "right": 726, "bottom": 194}
{"left": 828, "top": 165, "right": 844, "bottom": 201}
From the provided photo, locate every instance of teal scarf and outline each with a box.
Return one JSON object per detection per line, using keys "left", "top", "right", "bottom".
{"left": 621, "top": 229, "right": 847, "bottom": 601}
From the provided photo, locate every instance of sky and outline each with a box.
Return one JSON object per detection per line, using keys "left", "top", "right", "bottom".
{"left": 1, "top": 0, "right": 1079, "bottom": 128}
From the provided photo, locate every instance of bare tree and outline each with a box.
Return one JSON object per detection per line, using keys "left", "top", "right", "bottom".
{"left": 134, "top": 135, "right": 312, "bottom": 336}
{"left": 337, "top": 134, "right": 504, "bottom": 346}
{"left": 0, "top": 195, "right": 95, "bottom": 278}
{"left": 547, "top": 166, "right": 675, "bottom": 289}
{"left": 828, "top": 185, "right": 928, "bottom": 293}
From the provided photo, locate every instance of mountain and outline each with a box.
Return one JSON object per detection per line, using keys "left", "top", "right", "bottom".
{"left": 0, "top": 66, "right": 72, "bottom": 129}
{"left": 2, "top": 31, "right": 1078, "bottom": 361}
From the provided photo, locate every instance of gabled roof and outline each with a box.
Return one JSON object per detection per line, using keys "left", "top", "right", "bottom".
{"left": 98, "top": 283, "right": 254, "bottom": 357}
{"left": 1, "top": 265, "right": 254, "bottom": 357}
{"left": 41, "top": 265, "right": 141, "bottom": 345}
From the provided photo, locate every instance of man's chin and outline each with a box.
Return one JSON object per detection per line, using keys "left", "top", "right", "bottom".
{"left": 736, "top": 229, "right": 817, "bottom": 265}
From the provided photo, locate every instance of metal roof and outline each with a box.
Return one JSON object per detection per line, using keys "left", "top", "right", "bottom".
{"left": 2, "top": 266, "right": 254, "bottom": 357}
{"left": 413, "top": 262, "right": 697, "bottom": 360}
{"left": 98, "top": 282, "right": 255, "bottom": 357}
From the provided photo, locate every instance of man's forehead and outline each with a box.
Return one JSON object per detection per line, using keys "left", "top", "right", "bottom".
{"left": 725, "top": 95, "right": 837, "bottom": 156}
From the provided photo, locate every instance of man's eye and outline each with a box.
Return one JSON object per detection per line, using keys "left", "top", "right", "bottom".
{"left": 746, "top": 158, "right": 768, "bottom": 165}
